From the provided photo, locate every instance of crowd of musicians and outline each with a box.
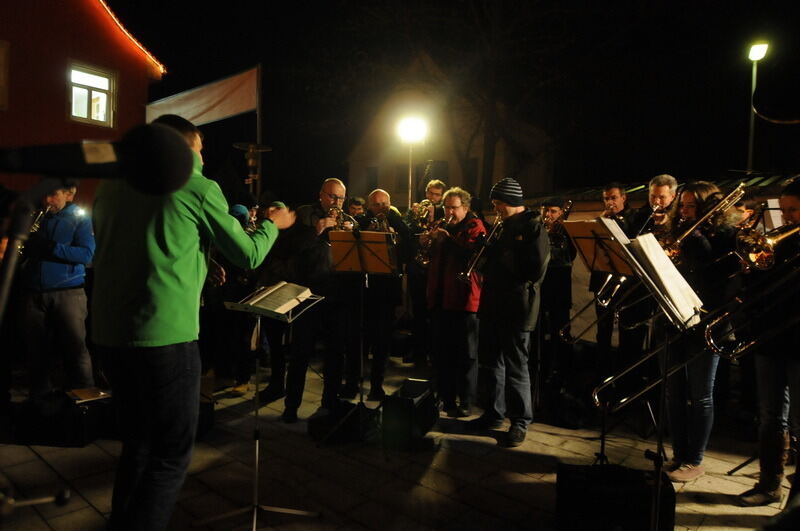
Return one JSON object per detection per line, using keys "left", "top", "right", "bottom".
{"left": 2, "top": 114, "right": 799, "bottom": 529}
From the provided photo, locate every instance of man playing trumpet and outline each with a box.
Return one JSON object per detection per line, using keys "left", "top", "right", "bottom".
{"left": 424, "top": 187, "right": 485, "bottom": 417}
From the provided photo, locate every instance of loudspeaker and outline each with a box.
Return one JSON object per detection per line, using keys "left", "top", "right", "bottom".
{"left": 382, "top": 378, "right": 439, "bottom": 450}
{"left": 12, "top": 392, "right": 114, "bottom": 447}
{"left": 307, "top": 400, "right": 378, "bottom": 444}
{"left": 556, "top": 463, "right": 675, "bottom": 531}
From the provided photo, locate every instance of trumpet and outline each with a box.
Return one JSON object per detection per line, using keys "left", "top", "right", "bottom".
{"left": 735, "top": 223, "right": 800, "bottom": 271}
{"left": 659, "top": 182, "right": 746, "bottom": 263}
{"left": 328, "top": 207, "right": 357, "bottom": 231}
{"left": 457, "top": 217, "right": 502, "bottom": 284}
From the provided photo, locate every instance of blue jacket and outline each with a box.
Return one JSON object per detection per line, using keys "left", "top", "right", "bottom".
{"left": 23, "top": 203, "right": 95, "bottom": 291}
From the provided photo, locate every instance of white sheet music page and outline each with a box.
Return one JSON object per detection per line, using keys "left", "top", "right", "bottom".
{"left": 630, "top": 233, "right": 703, "bottom": 328}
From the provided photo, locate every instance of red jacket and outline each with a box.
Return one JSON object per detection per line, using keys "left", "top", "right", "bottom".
{"left": 426, "top": 214, "right": 485, "bottom": 312}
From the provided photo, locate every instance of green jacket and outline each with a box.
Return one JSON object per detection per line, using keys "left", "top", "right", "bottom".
{"left": 91, "top": 153, "right": 278, "bottom": 347}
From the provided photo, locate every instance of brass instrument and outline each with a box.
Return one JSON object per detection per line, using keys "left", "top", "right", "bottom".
{"left": 558, "top": 274, "right": 628, "bottom": 343}
{"left": 593, "top": 248, "right": 800, "bottom": 413}
{"left": 328, "top": 207, "right": 356, "bottom": 231}
{"left": 367, "top": 212, "right": 391, "bottom": 232}
{"left": 543, "top": 200, "right": 574, "bottom": 249}
{"left": 409, "top": 199, "right": 434, "bottom": 231}
{"left": 457, "top": 217, "right": 502, "bottom": 284}
{"left": 659, "top": 182, "right": 746, "bottom": 263}
{"left": 735, "top": 222, "right": 800, "bottom": 271}
{"left": 414, "top": 215, "right": 455, "bottom": 267}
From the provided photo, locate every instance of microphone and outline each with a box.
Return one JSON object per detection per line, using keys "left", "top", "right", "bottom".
{"left": 0, "top": 123, "right": 193, "bottom": 195}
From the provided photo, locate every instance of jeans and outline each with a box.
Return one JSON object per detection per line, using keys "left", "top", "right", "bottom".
{"left": 479, "top": 319, "right": 533, "bottom": 428}
{"left": 432, "top": 310, "right": 478, "bottom": 409}
{"left": 754, "top": 353, "right": 800, "bottom": 439}
{"left": 104, "top": 341, "right": 201, "bottom": 531}
{"left": 667, "top": 345, "right": 719, "bottom": 466}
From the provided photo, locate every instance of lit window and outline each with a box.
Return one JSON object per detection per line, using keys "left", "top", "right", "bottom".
{"left": 69, "top": 64, "right": 115, "bottom": 127}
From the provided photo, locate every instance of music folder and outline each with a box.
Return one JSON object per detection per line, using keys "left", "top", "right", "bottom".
{"left": 225, "top": 281, "right": 323, "bottom": 323}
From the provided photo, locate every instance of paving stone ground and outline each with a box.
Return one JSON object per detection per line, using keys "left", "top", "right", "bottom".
{"left": 0, "top": 356, "right": 790, "bottom": 531}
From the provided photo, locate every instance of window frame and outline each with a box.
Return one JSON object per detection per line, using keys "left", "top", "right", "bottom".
{"left": 68, "top": 62, "right": 116, "bottom": 128}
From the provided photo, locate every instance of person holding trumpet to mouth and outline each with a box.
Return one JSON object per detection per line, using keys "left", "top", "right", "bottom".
{"left": 423, "top": 187, "right": 485, "bottom": 418}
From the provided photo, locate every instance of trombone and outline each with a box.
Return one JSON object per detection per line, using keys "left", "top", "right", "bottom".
{"left": 458, "top": 217, "right": 502, "bottom": 284}
{"left": 593, "top": 247, "right": 800, "bottom": 413}
{"left": 558, "top": 273, "right": 629, "bottom": 344}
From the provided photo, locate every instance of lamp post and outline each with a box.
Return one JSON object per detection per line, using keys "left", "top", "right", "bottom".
{"left": 747, "top": 42, "right": 768, "bottom": 173}
{"left": 396, "top": 117, "right": 429, "bottom": 210}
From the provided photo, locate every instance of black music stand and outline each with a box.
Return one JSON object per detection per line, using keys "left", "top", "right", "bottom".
{"left": 321, "top": 229, "right": 398, "bottom": 444}
{"left": 564, "top": 219, "right": 660, "bottom": 438}
{"left": 592, "top": 218, "right": 703, "bottom": 531}
{"left": 194, "top": 282, "right": 323, "bottom": 530}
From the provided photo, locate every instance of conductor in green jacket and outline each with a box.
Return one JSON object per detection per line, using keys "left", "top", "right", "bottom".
{"left": 92, "top": 114, "right": 295, "bottom": 531}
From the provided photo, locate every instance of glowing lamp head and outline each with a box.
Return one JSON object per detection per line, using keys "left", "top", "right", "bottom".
{"left": 396, "top": 117, "right": 429, "bottom": 144}
{"left": 749, "top": 43, "right": 768, "bottom": 61}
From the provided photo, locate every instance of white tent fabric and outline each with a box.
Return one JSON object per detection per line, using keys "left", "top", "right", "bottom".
{"left": 145, "top": 67, "right": 258, "bottom": 126}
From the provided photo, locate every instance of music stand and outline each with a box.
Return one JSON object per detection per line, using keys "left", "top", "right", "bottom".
{"left": 590, "top": 218, "right": 703, "bottom": 531}
{"left": 194, "top": 282, "right": 323, "bottom": 530}
{"left": 321, "top": 229, "right": 398, "bottom": 444}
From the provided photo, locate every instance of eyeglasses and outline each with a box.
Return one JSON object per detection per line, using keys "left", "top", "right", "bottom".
{"left": 324, "top": 192, "right": 346, "bottom": 201}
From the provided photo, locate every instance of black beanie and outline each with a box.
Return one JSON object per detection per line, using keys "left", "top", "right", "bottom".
{"left": 490, "top": 178, "right": 524, "bottom": 207}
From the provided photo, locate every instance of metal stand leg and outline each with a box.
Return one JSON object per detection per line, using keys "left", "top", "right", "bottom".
{"left": 193, "top": 317, "right": 318, "bottom": 529}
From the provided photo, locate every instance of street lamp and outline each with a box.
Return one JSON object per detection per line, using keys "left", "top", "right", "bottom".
{"left": 396, "top": 116, "right": 429, "bottom": 210}
{"left": 747, "top": 42, "right": 768, "bottom": 173}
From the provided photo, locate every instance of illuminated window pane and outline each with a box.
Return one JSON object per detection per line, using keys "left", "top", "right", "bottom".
{"left": 91, "top": 91, "right": 107, "bottom": 121}
{"left": 72, "top": 86, "right": 88, "bottom": 118}
{"left": 71, "top": 69, "right": 109, "bottom": 90}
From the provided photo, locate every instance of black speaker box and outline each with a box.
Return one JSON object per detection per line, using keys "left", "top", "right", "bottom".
{"left": 307, "top": 400, "right": 378, "bottom": 444}
{"left": 556, "top": 463, "right": 675, "bottom": 531}
{"left": 382, "top": 378, "right": 439, "bottom": 450}
{"left": 12, "top": 392, "right": 114, "bottom": 447}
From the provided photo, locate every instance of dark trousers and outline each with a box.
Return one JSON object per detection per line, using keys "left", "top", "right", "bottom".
{"left": 666, "top": 343, "right": 719, "bottom": 466}
{"left": 265, "top": 303, "right": 349, "bottom": 409}
{"left": 23, "top": 288, "right": 94, "bottom": 398}
{"left": 432, "top": 310, "right": 478, "bottom": 409}
{"left": 479, "top": 319, "right": 533, "bottom": 428}
{"left": 364, "top": 288, "right": 397, "bottom": 392}
{"left": 104, "top": 341, "right": 201, "bottom": 531}
{"left": 408, "top": 269, "right": 432, "bottom": 364}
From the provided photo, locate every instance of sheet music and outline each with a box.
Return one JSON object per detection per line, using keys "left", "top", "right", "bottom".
{"left": 629, "top": 233, "right": 703, "bottom": 327}
{"left": 234, "top": 282, "right": 312, "bottom": 316}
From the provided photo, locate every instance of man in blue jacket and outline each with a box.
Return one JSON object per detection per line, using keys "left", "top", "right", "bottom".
{"left": 21, "top": 185, "right": 96, "bottom": 398}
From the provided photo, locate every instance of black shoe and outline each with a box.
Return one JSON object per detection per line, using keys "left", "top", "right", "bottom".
{"left": 258, "top": 385, "right": 285, "bottom": 404}
{"left": 467, "top": 416, "right": 504, "bottom": 431}
{"left": 281, "top": 408, "right": 298, "bottom": 424}
{"left": 447, "top": 405, "right": 471, "bottom": 418}
{"left": 739, "top": 485, "right": 783, "bottom": 506}
{"left": 506, "top": 425, "right": 527, "bottom": 447}
{"left": 340, "top": 382, "right": 359, "bottom": 400}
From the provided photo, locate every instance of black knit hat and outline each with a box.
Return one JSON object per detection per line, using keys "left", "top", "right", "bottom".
{"left": 490, "top": 178, "right": 524, "bottom": 207}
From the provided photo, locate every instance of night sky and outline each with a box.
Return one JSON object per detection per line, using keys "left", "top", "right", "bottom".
{"left": 105, "top": 1, "right": 799, "bottom": 205}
